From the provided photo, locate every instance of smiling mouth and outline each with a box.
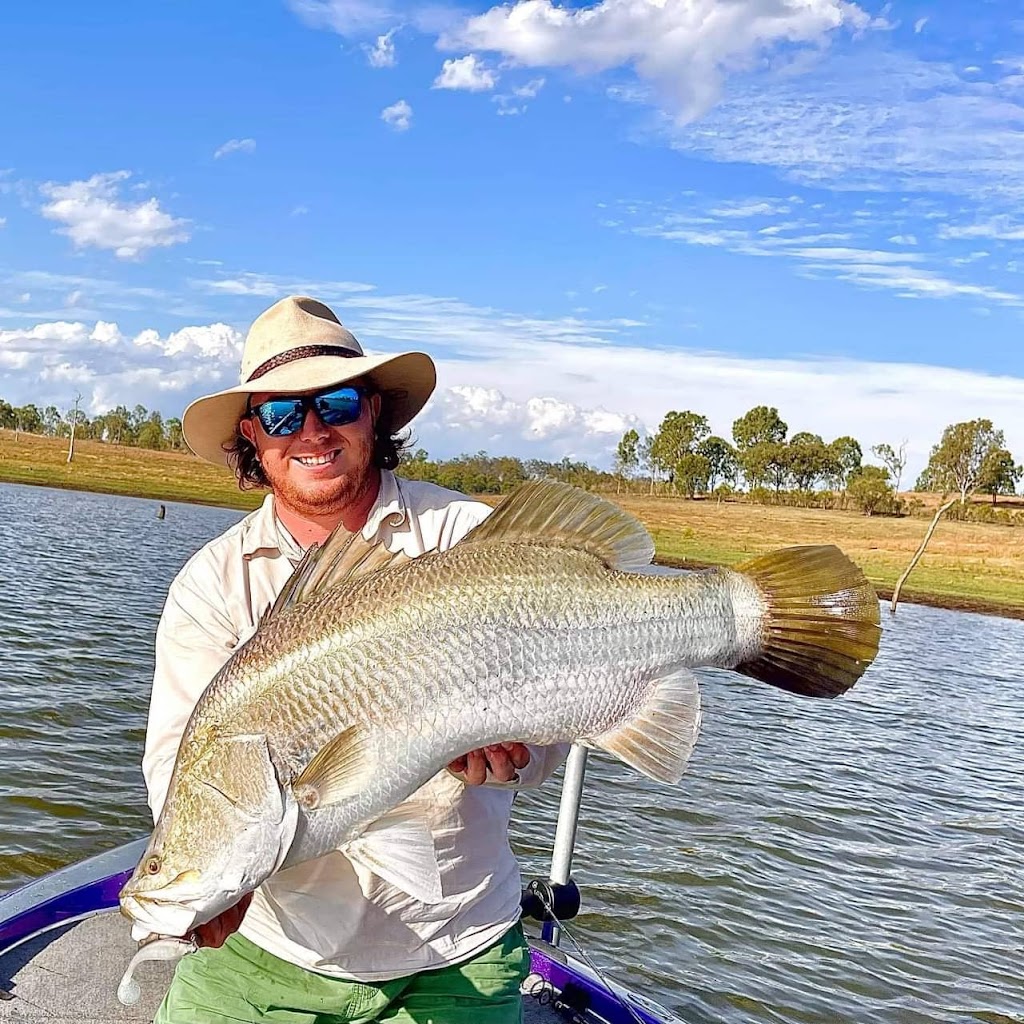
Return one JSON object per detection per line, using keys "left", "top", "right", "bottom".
{"left": 294, "top": 451, "right": 339, "bottom": 467}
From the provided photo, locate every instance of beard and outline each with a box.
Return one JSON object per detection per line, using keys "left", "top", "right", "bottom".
{"left": 260, "top": 429, "right": 379, "bottom": 521}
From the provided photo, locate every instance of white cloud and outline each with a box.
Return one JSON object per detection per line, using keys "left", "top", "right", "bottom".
{"left": 213, "top": 138, "right": 256, "bottom": 159}
{"left": 4, "top": 283, "right": 1024, "bottom": 476}
{"left": 38, "top": 171, "right": 190, "bottom": 259}
{"left": 913, "top": 16, "right": 928, "bottom": 33}
{"left": 433, "top": 54, "right": 498, "bottom": 92}
{"left": 444, "top": 0, "right": 873, "bottom": 122}
{"left": 193, "top": 271, "right": 374, "bottom": 298}
{"left": 938, "top": 216, "right": 1024, "bottom": 241}
{"left": 493, "top": 76, "right": 546, "bottom": 115}
{"left": 669, "top": 52, "right": 1024, "bottom": 202}
{"left": 621, "top": 195, "right": 1024, "bottom": 309}
{"left": 513, "top": 77, "right": 545, "bottom": 99}
{"left": 381, "top": 99, "right": 412, "bottom": 130}
{"left": 365, "top": 28, "right": 397, "bottom": 67}
{"left": 286, "top": 0, "right": 395, "bottom": 35}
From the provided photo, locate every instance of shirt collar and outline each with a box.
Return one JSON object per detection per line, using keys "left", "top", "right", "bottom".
{"left": 240, "top": 470, "right": 407, "bottom": 560}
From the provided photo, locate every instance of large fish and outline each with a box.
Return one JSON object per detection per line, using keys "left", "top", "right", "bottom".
{"left": 120, "top": 480, "right": 881, "bottom": 938}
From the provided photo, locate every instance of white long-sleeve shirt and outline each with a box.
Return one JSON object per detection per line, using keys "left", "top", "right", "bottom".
{"left": 142, "top": 470, "right": 569, "bottom": 981}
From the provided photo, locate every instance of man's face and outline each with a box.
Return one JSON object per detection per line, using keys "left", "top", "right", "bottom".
{"left": 239, "top": 382, "right": 382, "bottom": 519}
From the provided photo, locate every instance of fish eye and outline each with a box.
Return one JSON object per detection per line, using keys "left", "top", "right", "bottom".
{"left": 144, "top": 855, "right": 162, "bottom": 876}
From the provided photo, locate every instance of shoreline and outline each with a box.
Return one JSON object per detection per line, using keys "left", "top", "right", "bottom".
{"left": 654, "top": 555, "right": 1024, "bottom": 623}
{"left": 3, "top": 472, "right": 1022, "bottom": 623}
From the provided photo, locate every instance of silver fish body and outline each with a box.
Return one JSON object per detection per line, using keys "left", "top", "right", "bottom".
{"left": 120, "top": 480, "right": 880, "bottom": 937}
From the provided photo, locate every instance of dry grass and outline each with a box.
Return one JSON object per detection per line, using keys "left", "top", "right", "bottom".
{"left": 4, "top": 430, "right": 1022, "bottom": 618}
{"left": 0, "top": 429, "right": 262, "bottom": 511}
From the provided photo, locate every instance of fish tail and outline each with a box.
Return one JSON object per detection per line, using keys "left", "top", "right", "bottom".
{"left": 733, "top": 545, "right": 881, "bottom": 698}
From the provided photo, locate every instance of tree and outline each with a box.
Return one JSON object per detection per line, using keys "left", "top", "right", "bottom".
{"left": 165, "top": 417, "right": 185, "bottom": 451}
{"left": 614, "top": 429, "right": 640, "bottom": 490}
{"left": 732, "top": 405, "right": 788, "bottom": 450}
{"left": 696, "top": 436, "right": 738, "bottom": 491}
{"left": 137, "top": 411, "right": 167, "bottom": 450}
{"left": 828, "top": 436, "right": 863, "bottom": 491}
{"left": 42, "top": 405, "right": 63, "bottom": 436}
{"left": 732, "top": 406, "right": 787, "bottom": 490}
{"left": 847, "top": 465, "right": 895, "bottom": 515}
{"left": 787, "top": 432, "right": 829, "bottom": 491}
{"left": 13, "top": 404, "right": 43, "bottom": 434}
{"left": 977, "top": 448, "right": 1022, "bottom": 505}
{"left": 871, "top": 441, "right": 907, "bottom": 494}
{"left": 921, "top": 419, "right": 1005, "bottom": 505}
{"left": 650, "top": 411, "right": 710, "bottom": 493}
{"left": 674, "top": 452, "right": 712, "bottom": 499}
{"left": 0, "top": 399, "right": 15, "bottom": 429}
{"left": 637, "top": 435, "right": 656, "bottom": 494}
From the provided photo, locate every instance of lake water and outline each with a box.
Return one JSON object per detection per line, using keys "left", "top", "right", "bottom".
{"left": 1, "top": 481, "right": 1021, "bottom": 1023}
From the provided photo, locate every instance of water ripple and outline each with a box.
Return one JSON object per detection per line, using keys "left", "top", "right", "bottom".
{"left": 2, "top": 482, "right": 1022, "bottom": 1023}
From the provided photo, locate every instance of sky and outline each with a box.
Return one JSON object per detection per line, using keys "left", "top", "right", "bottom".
{"left": 1, "top": 0, "right": 1023, "bottom": 483}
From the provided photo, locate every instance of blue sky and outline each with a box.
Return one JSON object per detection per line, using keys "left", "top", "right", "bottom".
{"left": 2, "top": 0, "right": 1023, "bottom": 480}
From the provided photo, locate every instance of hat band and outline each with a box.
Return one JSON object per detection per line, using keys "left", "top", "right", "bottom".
{"left": 247, "top": 344, "right": 359, "bottom": 382}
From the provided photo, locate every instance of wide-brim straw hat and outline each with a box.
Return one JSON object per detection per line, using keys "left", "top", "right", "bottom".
{"left": 182, "top": 295, "right": 436, "bottom": 467}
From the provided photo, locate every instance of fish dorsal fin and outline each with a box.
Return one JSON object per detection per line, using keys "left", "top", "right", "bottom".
{"left": 461, "top": 479, "right": 655, "bottom": 571}
{"left": 264, "top": 526, "right": 413, "bottom": 623}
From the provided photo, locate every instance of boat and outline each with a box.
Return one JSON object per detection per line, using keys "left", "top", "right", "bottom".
{"left": 0, "top": 748, "right": 683, "bottom": 1023}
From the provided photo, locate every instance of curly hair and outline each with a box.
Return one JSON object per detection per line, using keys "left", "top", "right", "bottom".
{"left": 223, "top": 387, "right": 414, "bottom": 490}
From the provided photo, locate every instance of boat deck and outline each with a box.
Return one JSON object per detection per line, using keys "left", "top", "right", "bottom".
{"left": 0, "top": 911, "right": 560, "bottom": 1023}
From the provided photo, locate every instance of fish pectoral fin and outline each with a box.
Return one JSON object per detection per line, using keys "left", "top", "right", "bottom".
{"left": 292, "top": 726, "right": 372, "bottom": 809}
{"left": 585, "top": 668, "right": 702, "bottom": 785}
{"left": 343, "top": 806, "right": 443, "bottom": 904}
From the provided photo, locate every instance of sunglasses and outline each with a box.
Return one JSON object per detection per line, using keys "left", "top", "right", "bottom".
{"left": 249, "top": 385, "right": 366, "bottom": 437}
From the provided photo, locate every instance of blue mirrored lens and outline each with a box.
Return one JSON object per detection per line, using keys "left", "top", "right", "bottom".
{"left": 313, "top": 388, "right": 362, "bottom": 427}
{"left": 253, "top": 386, "right": 363, "bottom": 437}
{"left": 256, "top": 400, "right": 305, "bottom": 436}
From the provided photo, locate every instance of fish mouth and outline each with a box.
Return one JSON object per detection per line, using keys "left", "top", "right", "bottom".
{"left": 120, "top": 893, "right": 201, "bottom": 940}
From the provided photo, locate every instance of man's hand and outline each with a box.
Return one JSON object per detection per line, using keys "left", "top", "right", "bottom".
{"left": 448, "top": 743, "right": 531, "bottom": 785}
{"left": 192, "top": 892, "right": 253, "bottom": 949}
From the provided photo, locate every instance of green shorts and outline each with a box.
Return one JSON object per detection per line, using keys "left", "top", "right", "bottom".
{"left": 153, "top": 922, "right": 531, "bottom": 1024}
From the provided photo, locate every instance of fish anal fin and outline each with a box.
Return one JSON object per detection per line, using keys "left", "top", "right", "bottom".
{"left": 587, "top": 669, "right": 701, "bottom": 784}
{"left": 292, "top": 726, "right": 371, "bottom": 809}
{"left": 344, "top": 805, "right": 443, "bottom": 904}
{"left": 460, "top": 479, "right": 654, "bottom": 571}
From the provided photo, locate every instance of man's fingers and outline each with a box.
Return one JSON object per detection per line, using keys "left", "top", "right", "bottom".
{"left": 482, "top": 745, "right": 515, "bottom": 782}
{"left": 506, "top": 743, "right": 531, "bottom": 770}
{"left": 463, "top": 750, "right": 488, "bottom": 786}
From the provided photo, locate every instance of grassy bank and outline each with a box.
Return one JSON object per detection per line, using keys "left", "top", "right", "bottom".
{"left": 3, "top": 429, "right": 1022, "bottom": 620}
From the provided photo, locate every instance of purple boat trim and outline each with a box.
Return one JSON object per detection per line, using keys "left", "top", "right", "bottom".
{"left": 0, "top": 842, "right": 681, "bottom": 1024}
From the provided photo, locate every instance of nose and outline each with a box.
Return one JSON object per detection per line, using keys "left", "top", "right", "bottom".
{"left": 295, "top": 406, "right": 330, "bottom": 440}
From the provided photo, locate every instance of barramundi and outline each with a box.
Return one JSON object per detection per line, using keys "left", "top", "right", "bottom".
{"left": 120, "top": 480, "right": 881, "bottom": 938}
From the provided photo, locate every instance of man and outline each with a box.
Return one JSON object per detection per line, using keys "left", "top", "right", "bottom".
{"left": 142, "top": 295, "right": 569, "bottom": 1022}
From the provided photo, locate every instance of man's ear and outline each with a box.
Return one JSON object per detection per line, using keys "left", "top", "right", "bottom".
{"left": 239, "top": 417, "right": 257, "bottom": 445}
{"left": 369, "top": 391, "right": 382, "bottom": 426}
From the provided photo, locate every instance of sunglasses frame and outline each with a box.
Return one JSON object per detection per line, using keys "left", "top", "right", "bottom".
{"left": 248, "top": 384, "right": 368, "bottom": 438}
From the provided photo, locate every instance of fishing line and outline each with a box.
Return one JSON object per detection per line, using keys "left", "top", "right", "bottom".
{"left": 534, "top": 887, "right": 649, "bottom": 1024}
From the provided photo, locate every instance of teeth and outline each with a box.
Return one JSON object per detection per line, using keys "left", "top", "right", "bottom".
{"left": 296, "top": 452, "right": 336, "bottom": 466}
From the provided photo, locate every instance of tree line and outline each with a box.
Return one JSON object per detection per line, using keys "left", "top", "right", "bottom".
{"left": 0, "top": 398, "right": 185, "bottom": 450}
{"left": 2, "top": 394, "right": 1020, "bottom": 519}
{"left": 612, "top": 406, "right": 1021, "bottom": 517}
